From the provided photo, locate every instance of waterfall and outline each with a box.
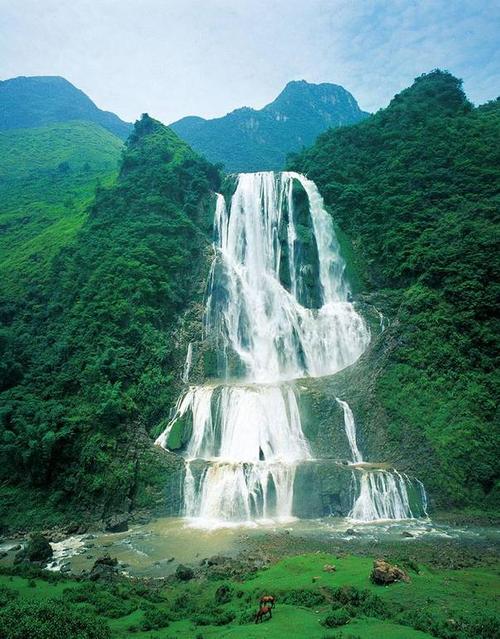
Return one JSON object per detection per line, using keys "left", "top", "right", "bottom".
{"left": 336, "top": 397, "right": 428, "bottom": 521}
{"left": 156, "top": 171, "right": 370, "bottom": 525}
{"left": 205, "top": 172, "right": 369, "bottom": 383}
{"left": 181, "top": 343, "right": 193, "bottom": 384}
{"left": 336, "top": 398, "right": 362, "bottom": 463}
{"left": 349, "top": 470, "right": 428, "bottom": 521}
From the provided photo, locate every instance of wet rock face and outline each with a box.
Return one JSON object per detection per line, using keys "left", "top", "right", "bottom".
{"left": 370, "top": 559, "right": 409, "bottom": 585}
{"left": 104, "top": 514, "right": 129, "bottom": 533}
{"left": 14, "top": 534, "right": 52, "bottom": 565}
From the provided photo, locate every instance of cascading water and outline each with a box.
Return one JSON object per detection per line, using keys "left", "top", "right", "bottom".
{"left": 336, "top": 396, "right": 428, "bottom": 521}
{"left": 336, "top": 398, "right": 362, "bottom": 463}
{"left": 156, "top": 171, "right": 370, "bottom": 525}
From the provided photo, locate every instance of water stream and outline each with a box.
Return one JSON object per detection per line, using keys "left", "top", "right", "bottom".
{"left": 156, "top": 171, "right": 426, "bottom": 525}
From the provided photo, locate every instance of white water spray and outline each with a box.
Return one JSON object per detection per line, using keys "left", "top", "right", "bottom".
{"left": 156, "top": 172, "right": 370, "bottom": 525}
{"left": 336, "top": 398, "right": 362, "bottom": 463}
{"left": 336, "top": 397, "right": 428, "bottom": 521}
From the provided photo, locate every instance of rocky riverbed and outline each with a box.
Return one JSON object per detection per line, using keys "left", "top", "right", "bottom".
{"left": 1, "top": 515, "right": 498, "bottom": 579}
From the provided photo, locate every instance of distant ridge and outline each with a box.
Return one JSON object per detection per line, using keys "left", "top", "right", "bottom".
{"left": 170, "top": 80, "right": 369, "bottom": 172}
{"left": 0, "top": 75, "right": 132, "bottom": 140}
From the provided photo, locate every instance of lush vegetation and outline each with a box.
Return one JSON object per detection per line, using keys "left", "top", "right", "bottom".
{"left": 171, "top": 80, "right": 368, "bottom": 172}
{"left": 0, "top": 76, "right": 131, "bottom": 139}
{"left": 0, "top": 552, "right": 498, "bottom": 638}
{"left": 0, "top": 121, "right": 123, "bottom": 297}
{"left": 289, "top": 71, "right": 499, "bottom": 511}
{"left": 0, "top": 115, "right": 220, "bottom": 528}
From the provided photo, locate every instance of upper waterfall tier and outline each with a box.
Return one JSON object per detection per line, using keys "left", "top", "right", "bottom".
{"left": 205, "top": 172, "right": 370, "bottom": 383}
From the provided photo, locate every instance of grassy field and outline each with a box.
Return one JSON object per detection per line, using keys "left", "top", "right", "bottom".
{"left": 0, "top": 552, "right": 497, "bottom": 638}
{"left": 0, "top": 121, "right": 122, "bottom": 296}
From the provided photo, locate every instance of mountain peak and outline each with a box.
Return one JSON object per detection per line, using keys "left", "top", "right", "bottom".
{"left": 171, "top": 80, "right": 368, "bottom": 172}
{"left": 0, "top": 75, "right": 132, "bottom": 140}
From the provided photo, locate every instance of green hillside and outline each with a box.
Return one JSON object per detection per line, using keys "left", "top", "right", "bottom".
{"left": 289, "top": 71, "right": 499, "bottom": 512}
{"left": 0, "top": 121, "right": 123, "bottom": 296}
{"left": 0, "top": 76, "right": 132, "bottom": 139}
{"left": 0, "top": 115, "right": 220, "bottom": 528}
{"left": 171, "top": 80, "right": 368, "bottom": 172}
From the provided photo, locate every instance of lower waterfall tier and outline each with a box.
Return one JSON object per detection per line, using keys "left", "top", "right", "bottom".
{"left": 184, "top": 461, "right": 297, "bottom": 524}
{"left": 177, "top": 459, "right": 428, "bottom": 525}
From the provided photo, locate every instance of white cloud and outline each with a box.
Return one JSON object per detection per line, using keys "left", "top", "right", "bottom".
{"left": 0, "top": 0, "right": 498, "bottom": 123}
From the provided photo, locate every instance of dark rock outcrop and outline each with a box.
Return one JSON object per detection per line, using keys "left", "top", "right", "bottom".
{"left": 89, "top": 554, "right": 119, "bottom": 581}
{"left": 14, "top": 534, "right": 52, "bottom": 565}
{"left": 104, "top": 514, "right": 129, "bottom": 533}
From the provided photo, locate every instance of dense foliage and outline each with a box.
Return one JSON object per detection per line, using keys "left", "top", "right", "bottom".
{"left": 0, "top": 76, "right": 131, "bottom": 139}
{"left": 0, "top": 115, "right": 220, "bottom": 526}
{"left": 290, "top": 71, "right": 499, "bottom": 510}
{"left": 171, "top": 80, "right": 368, "bottom": 172}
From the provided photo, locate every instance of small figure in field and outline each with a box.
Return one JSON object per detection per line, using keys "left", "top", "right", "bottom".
{"left": 259, "top": 595, "right": 276, "bottom": 608}
{"left": 255, "top": 605, "right": 272, "bottom": 623}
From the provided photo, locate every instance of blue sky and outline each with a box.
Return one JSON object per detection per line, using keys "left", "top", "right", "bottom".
{"left": 1, "top": 0, "right": 498, "bottom": 123}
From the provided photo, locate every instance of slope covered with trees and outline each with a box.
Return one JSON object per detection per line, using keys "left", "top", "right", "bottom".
{"left": 290, "top": 71, "right": 499, "bottom": 513}
{"left": 171, "top": 80, "right": 368, "bottom": 172}
{"left": 0, "top": 115, "right": 220, "bottom": 529}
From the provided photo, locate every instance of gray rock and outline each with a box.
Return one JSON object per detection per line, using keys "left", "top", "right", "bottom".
{"left": 104, "top": 514, "right": 129, "bottom": 533}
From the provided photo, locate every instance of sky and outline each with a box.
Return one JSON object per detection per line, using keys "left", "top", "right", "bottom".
{"left": 1, "top": 0, "right": 499, "bottom": 124}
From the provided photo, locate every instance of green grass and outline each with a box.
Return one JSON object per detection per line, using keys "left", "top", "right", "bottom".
{"left": 0, "top": 552, "right": 497, "bottom": 638}
{"left": 0, "top": 121, "right": 122, "bottom": 295}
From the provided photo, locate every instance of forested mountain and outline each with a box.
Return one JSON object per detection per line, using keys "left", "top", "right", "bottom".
{"left": 170, "top": 80, "right": 368, "bottom": 172}
{"left": 290, "top": 71, "right": 499, "bottom": 512}
{"left": 0, "top": 76, "right": 132, "bottom": 139}
{"left": 0, "top": 116, "right": 220, "bottom": 528}
{"left": 0, "top": 71, "right": 498, "bottom": 532}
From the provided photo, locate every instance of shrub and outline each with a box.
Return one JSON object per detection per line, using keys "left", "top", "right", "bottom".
{"left": 175, "top": 564, "right": 194, "bottom": 581}
{"left": 63, "top": 583, "right": 136, "bottom": 618}
{"left": 214, "top": 582, "right": 233, "bottom": 604}
{"left": 140, "top": 605, "right": 170, "bottom": 631}
{"left": 322, "top": 608, "right": 351, "bottom": 628}
{"left": 0, "top": 600, "right": 111, "bottom": 639}
{"left": 281, "top": 588, "right": 327, "bottom": 607}
{"left": 193, "top": 607, "right": 235, "bottom": 626}
{"left": 0, "top": 585, "right": 18, "bottom": 606}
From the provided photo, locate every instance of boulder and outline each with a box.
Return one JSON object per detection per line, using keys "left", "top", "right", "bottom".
{"left": 370, "top": 559, "right": 409, "bottom": 585}
{"left": 89, "top": 554, "right": 119, "bottom": 581}
{"left": 14, "top": 534, "right": 52, "bottom": 565}
{"left": 323, "top": 564, "right": 336, "bottom": 572}
{"left": 104, "top": 514, "right": 129, "bottom": 533}
{"left": 401, "top": 531, "right": 414, "bottom": 538}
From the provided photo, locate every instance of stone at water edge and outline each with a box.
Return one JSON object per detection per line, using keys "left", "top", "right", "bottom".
{"left": 104, "top": 513, "right": 129, "bottom": 533}
{"left": 370, "top": 559, "right": 410, "bottom": 585}
{"left": 14, "top": 533, "right": 53, "bottom": 565}
{"left": 89, "top": 554, "right": 119, "bottom": 581}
